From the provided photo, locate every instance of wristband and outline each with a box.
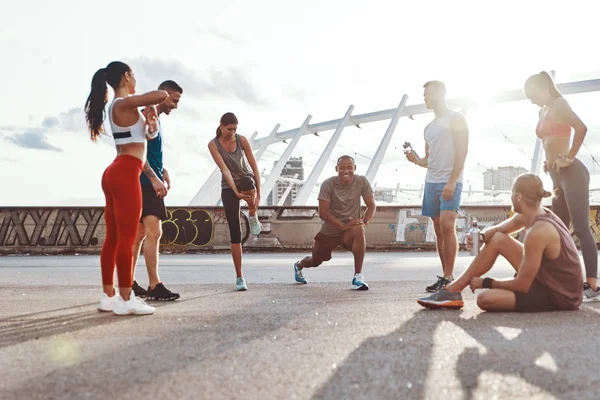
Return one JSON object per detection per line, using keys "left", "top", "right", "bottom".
{"left": 362, "top": 218, "right": 369, "bottom": 225}
{"left": 482, "top": 277, "right": 494, "bottom": 289}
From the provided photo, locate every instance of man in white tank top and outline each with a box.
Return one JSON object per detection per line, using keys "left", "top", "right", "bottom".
{"left": 405, "top": 81, "right": 469, "bottom": 293}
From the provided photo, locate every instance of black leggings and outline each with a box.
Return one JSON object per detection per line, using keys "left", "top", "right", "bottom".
{"left": 550, "top": 158, "right": 598, "bottom": 279}
{"left": 222, "top": 188, "right": 242, "bottom": 244}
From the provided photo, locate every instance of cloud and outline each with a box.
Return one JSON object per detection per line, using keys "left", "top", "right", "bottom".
{"left": 54, "top": 107, "right": 87, "bottom": 132}
{"left": 281, "top": 85, "right": 308, "bottom": 101}
{"left": 41, "top": 116, "right": 59, "bottom": 129}
{"left": 197, "top": 27, "right": 242, "bottom": 44}
{"left": 5, "top": 127, "right": 62, "bottom": 152}
{"left": 128, "top": 57, "right": 268, "bottom": 106}
{"left": 1, "top": 107, "right": 88, "bottom": 152}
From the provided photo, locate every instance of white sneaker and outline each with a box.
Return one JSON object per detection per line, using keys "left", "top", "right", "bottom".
{"left": 249, "top": 214, "right": 262, "bottom": 235}
{"left": 97, "top": 292, "right": 120, "bottom": 312}
{"left": 112, "top": 294, "right": 156, "bottom": 316}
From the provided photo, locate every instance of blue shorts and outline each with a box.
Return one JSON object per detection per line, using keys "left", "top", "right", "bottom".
{"left": 422, "top": 182, "right": 463, "bottom": 218}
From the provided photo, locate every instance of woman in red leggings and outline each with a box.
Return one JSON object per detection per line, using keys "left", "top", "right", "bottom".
{"left": 85, "top": 61, "right": 172, "bottom": 315}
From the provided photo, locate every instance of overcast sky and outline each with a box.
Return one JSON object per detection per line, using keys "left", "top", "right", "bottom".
{"left": 2, "top": 0, "right": 600, "bottom": 206}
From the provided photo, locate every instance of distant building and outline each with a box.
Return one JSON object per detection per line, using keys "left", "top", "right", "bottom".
{"left": 267, "top": 157, "right": 304, "bottom": 206}
{"left": 483, "top": 166, "right": 528, "bottom": 191}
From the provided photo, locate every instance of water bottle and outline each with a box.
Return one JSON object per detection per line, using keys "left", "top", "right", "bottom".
{"left": 469, "top": 221, "right": 480, "bottom": 256}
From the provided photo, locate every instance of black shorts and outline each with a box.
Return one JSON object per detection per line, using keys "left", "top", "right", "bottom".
{"left": 236, "top": 176, "right": 256, "bottom": 192}
{"left": 515, "top": 280, "right": 559, "bottom": 313}
{"left": 141, "top": 184, "right": 168, "bottom": 222}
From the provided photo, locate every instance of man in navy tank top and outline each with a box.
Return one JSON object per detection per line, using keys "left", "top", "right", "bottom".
{"left": 132, "top": 80, "right": 183, "bottom": 301}
{"left": 405, "top": 80, "right": 469, "bottom": 293}
{"left": 417, "top": 173, "right": 583, "bottom": 312}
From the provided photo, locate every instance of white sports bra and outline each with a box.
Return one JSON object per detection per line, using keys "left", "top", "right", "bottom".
{"left": 107, "top": 97, "right": 148, "bottom": 145}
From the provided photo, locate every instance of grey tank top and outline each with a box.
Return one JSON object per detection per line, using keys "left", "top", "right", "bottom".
{"left": 214, "top": 134, "right": 254, "bottom": 189}
{"left": 425, "top": 112, "right": 463, "bottom": 184}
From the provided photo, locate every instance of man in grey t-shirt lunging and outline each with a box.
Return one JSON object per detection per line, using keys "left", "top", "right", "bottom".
{"left": 293, "top": 156, "right": 376, "bottom": 290}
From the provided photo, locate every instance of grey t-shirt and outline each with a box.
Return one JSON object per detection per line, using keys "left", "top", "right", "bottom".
{"left": 318, "top": 175, "right": 374, "bottom": 236}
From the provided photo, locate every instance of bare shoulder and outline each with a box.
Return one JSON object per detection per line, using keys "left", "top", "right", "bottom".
{"left": 208, "top": 138, "right": 217, "bottom": 149}
{"left": 552, "top": 97, "right": 574, "bottom": 115}
{"left": 525, "top": 220, "right": 558, "bottom": 244}
{"left": 450, "top": 110, "right": 468, "bottom": 125}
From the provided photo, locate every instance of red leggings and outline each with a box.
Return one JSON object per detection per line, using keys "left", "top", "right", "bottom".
{"left": 100, "top": 155, "right": 143, "bottom": 287}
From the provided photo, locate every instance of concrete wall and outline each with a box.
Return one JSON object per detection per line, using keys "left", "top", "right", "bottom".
{"left": 2, "top": 206, "right": 600, "bottom": 254}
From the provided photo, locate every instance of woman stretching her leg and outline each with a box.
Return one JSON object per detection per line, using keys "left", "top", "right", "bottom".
{"left": 85, "top": 61, "right": 173, "bottom": 314}
{"left": 524, "top": 71, "right": 599, "bottom": 301}
{"left": 208, "top": 112, "right": 262, "bottom": 291}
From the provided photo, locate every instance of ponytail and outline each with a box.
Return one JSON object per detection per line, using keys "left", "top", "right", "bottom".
{"left": 538, "top": 188, "right": 552, "bottom": 199}
{"left": 524, "top": 71, "right": 562, "bottom": 101}
{"left": 216, "top": 126, "right": 222, "bottom": 137}
{"left": 85, "top": 68, "right": 108, "bottom": 142}
{"left": 539, "top": 71, "right": 562, "bottom": 98}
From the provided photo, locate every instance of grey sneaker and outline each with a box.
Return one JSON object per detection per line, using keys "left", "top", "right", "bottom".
{"left": 417, "top": 289, "right": 464, "bottom": 309}
{"left": 583, "top": 283, "right": 600, "bottom": 302}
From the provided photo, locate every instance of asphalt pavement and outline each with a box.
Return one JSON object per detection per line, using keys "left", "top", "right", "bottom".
{"left": 1, "top": 252, "right": 599, "bottom": 400}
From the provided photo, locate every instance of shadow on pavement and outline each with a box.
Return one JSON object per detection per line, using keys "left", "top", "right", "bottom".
{"left": 313, "top": 306, "right": 600, "bottom": 400}
{"left": 0, "top": 310, "right": 138, "bottom": 349}
{"left": 1, "top": 289, "right": 310, "bottom": 400}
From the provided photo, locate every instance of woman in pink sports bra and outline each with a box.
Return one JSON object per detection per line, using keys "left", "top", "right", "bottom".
{"left": 524, "top": 71, "right": 599, "bottom": 301}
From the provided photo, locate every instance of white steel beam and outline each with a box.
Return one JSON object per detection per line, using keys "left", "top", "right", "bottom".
{"left": 254, "top": 124, "right": 280, "bottom": 161}
{"left": 294, "top": 105, "right": 354, "bottom": 205}
{"left": 277, "top": 173, "right": 299, "bottom": 206}
{"left": 365, "top": 96, "right": 408, "bottom": 185}
{"left": 252, "top": 79, "right": 600, "bottom": 147}
{"left": 530, "top": 137, "right": 544, "bottom": 175}
{"left": 260, "top": 115, "right": 312, "bottom": 205}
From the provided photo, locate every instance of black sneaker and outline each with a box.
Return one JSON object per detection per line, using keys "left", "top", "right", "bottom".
{"left": 426, "top": 276, "right": 452, "bottom": 293}
{"left": 132, "top": 280, "right": 148, "bottom": 298}
{"left": 146, "top": 283, "right": 180, "bottom": 301}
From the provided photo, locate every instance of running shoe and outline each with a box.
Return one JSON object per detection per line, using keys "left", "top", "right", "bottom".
{"left": 132, "top": 280, "right": 148, "bottom": 298}
{"left": 146, "top": 283, "right": 180, "bottom": 301}
{"left": 426, "top": 276, "right": 452, "bottom": 293}
{"left": 97, "top": 292, "right": 120, "bottom": 312}
{"left": 352, "top": 273, "right": 369, "bottom": 290}
{"left": 417, "top": 289, "right": 464, "bottom": 309}
{"left": 249, "top": 214, "right": 262, "bottom": 235}
{"left": 112, "top": 294, "right": 156, "bottom": 316}
{"left": 236, "top": 277, "right": 248, "bottom": 291}
{"left": 583, "top": 282, "right": 600, "bottom": 302}
{"left": 294, "top": 261, "right": 307, "bottom": 284}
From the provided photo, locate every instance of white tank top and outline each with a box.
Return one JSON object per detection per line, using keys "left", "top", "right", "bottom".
{"left": 424, "top": 111, "right": 464, "bottom": 184}
{"left": 107, "top": 97, "right": 148, "bottom": 145}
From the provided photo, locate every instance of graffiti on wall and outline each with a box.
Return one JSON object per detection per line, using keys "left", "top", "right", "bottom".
{"left": 160, "top": 209, "right": 215, "bottom": 246}
{"left": 3, "top": 206, "right": 600, "bottom": 253}
{"left": 0, "top": 208, "right": 103, "bottom": 247}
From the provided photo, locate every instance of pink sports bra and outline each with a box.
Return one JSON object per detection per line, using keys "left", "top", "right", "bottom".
{"left": 536, "top": 117, "right": 571, "bottom": 140}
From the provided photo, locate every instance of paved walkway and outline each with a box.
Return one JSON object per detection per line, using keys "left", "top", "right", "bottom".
{"left": 1, "top": 252, "right": 598, "bottom": 399}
